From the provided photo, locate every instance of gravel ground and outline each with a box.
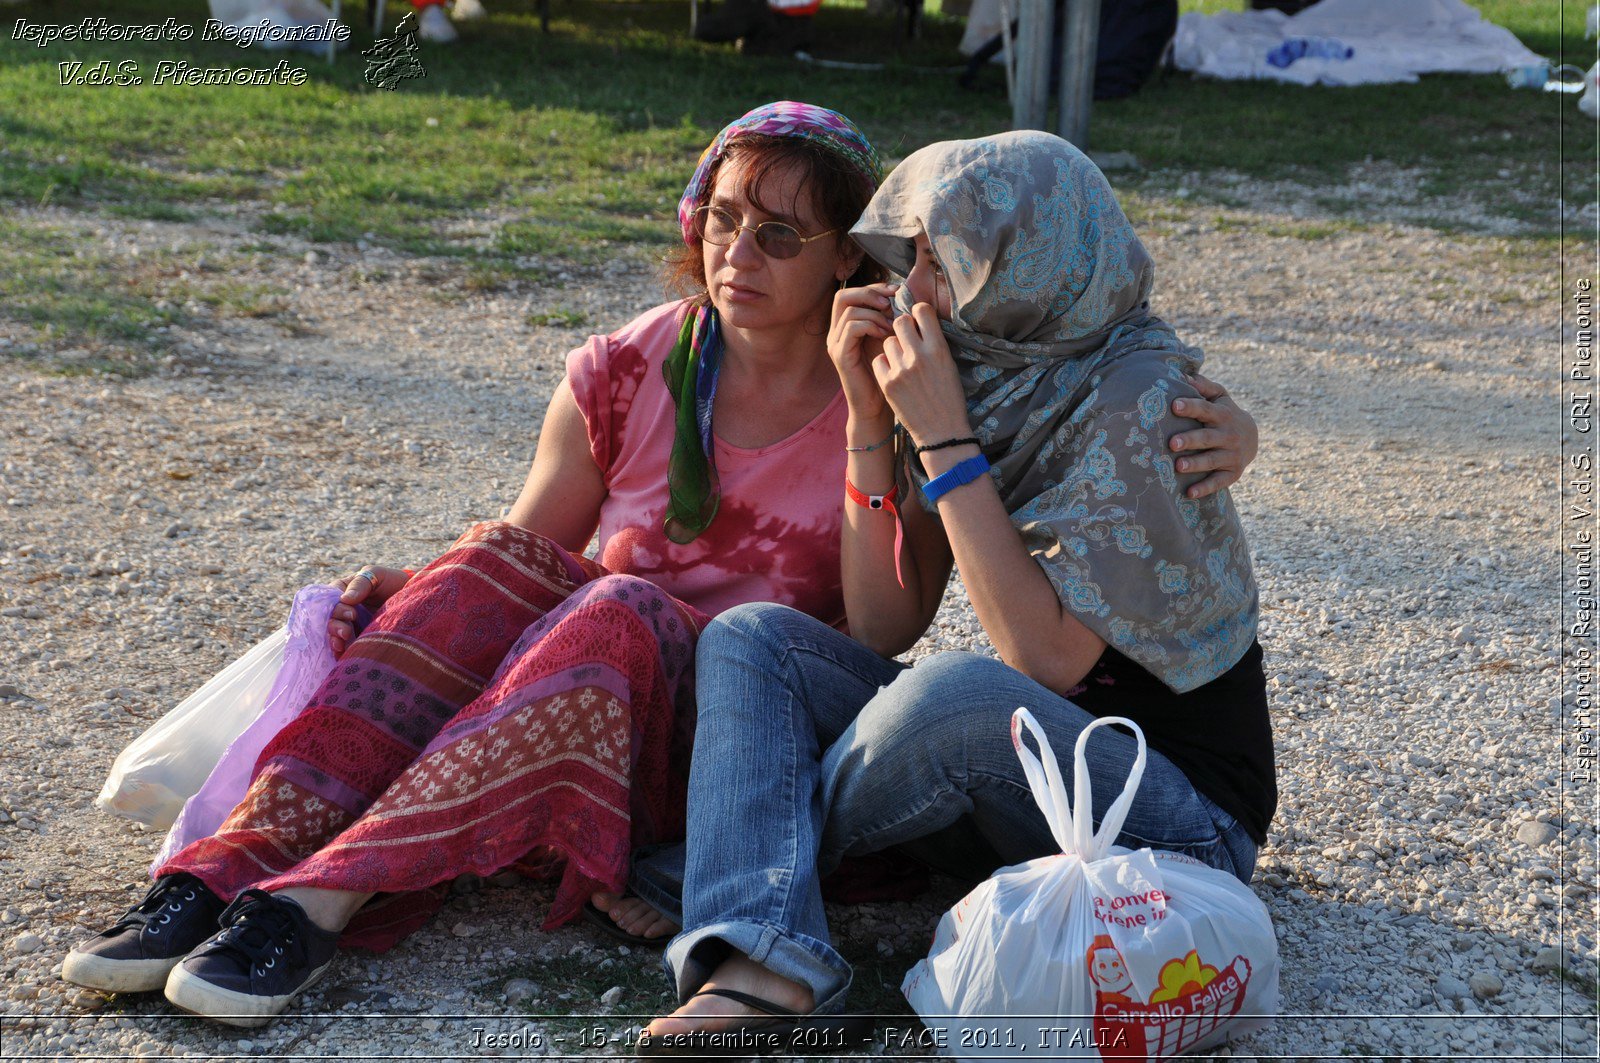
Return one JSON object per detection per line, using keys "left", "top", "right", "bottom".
{"left": 0, "top": 201, "right": 1594, "bottom": 1061}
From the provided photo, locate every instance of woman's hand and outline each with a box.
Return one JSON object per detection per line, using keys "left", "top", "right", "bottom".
{"left": 1169, "top": 373, "right": 1259, "bottom": 500}
{"left": 327, "top": 565, "right": 411, "bottom": 656}
{"left": 828, "top": 283, "right": 898, "bottom": 423}
{"left": 872, "top": 303, "right": 971, "bottom": 446}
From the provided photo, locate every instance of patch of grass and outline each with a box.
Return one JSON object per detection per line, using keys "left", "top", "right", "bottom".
{"left": 1118, "top": 198, "right": 1193, "bottom": 228}
{"left": 0, "top": 217, "right": 182, "bottom": 373}
{"left": 1273, "top": 222, "right": 1350, "bottom": 240}
{"left": 0, "top": 0, "right": 1584, "bottom": 357}
{"left": 1483, "top": 234, "right": 1571, "bottom": 282}
{"left": 1211, "top": 213, "right": 1365, "bottom": 240}
{"left": 0, "top": 215, "right": 291, "bottom": 374}
{"left": 174, "top": 278, "right": 290, "bottom": 317}
{"left": 0, "top": 0, "right": 1586, "bottom": 268}
{"left": 528, "top": 308, "right": 591, "bottom": 328}
{"left": 463, "top": 262, "right": 554, "bottom": 291}
{"left": 102, "top": 201, "right": 199, "bottom": 223}
{"left": 348, "top": 264, "right": 394, "bottom": 284}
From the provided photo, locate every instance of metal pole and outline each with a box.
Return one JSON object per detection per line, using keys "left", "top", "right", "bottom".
{"left": 1057, "top": 0, "right": 1101, "bottom": 148}
{"left": 1011, "top": 0, "right": 1053, "bottom": 132}
{"left": 996, "top": 0, "right": 1017, "bottom": 109}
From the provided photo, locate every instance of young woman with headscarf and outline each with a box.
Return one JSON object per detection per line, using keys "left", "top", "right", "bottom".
{"left": 640, "top": 131, "right": 1273, "bottom": 1050}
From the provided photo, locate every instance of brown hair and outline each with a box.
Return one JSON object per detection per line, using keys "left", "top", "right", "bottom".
{"left": 663, "top": 133, "right": 887, "bottom": 298}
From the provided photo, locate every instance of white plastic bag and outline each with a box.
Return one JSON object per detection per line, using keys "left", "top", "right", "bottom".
{"left": 96, "top": 584, "right": 345, "bottom": 837}
{"left": 152, "top": 585, "right": 344, "bottom": 867}
{"left": 96, "top": 629, "right": 289, "bottom": 829}
{"left": 902, "top": 709, "right": 1280, "bottom": 1061}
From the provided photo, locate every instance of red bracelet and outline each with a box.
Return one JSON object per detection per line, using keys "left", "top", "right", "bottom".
{"left": 402, "top": 568, "right": 417, "bottom": 580}
{"left": 845, "top": 479, "right": 905, "bottom": 589}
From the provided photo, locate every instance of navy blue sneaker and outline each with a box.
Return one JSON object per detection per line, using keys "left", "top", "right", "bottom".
{"left": 163, "top": 890, "right": 340, "bottom": 1028}
{"left": 62, "top": 873, "right": 225, "bottom": 993}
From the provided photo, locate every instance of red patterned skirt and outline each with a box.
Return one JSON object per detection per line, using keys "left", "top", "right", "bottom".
{"left": 157, "top": 521, "right": 708, "bottom": 950}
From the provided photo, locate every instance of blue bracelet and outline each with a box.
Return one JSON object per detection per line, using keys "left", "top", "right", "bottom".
{"left": 921, "top": 454, "right": 991, "bottom": 505}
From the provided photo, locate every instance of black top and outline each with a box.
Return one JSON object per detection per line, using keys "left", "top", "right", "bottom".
{"left": 1065, "top": 640, "right": 1276, "bottom": 845}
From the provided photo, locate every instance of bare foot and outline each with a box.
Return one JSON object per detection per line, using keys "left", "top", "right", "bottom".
{"left": 589, "top": 891, "right": 678, "bottom": 940}
{"left": 643, "top": 953, "right": 814, "bottom": 1039}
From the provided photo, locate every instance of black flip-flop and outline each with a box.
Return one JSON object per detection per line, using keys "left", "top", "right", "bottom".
{"left": 581, "top": 896, "right": 675, "bottom": 951}
{"left": 634, "top": 987, "right": 877, "bottom": 1057}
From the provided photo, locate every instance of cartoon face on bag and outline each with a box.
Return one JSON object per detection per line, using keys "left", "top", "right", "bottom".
{"left": 902, "top": 714, "right": 1281, "bottom": 1060}
{"left": 1086, "top": 934, "right": 1135, "bottom": 1001}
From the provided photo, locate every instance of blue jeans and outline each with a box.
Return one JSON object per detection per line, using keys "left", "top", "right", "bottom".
{"left": 642, "top": 603, "right": 1259, "bottom": 1012}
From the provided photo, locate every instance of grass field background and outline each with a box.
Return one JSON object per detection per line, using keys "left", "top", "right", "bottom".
{"left": 0, "top": 0, "right": 1592, "bottom": 370}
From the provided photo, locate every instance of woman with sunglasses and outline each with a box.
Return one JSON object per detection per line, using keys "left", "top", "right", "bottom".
{"left": 62, "top": 103, "right": 1256, "bottom": 1029}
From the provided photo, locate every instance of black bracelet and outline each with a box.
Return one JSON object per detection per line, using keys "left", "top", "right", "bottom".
{"left": 914, "top": 435, "right": 980, "bottom": 455}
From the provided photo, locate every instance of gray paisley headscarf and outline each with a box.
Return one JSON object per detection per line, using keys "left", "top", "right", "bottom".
{"left": 851, "top": 131, "right": 1257, "bottom": 693}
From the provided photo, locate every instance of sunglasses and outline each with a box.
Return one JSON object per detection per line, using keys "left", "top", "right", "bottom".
{"left": 691, "top": 206, "right": 837, "bottom": 260}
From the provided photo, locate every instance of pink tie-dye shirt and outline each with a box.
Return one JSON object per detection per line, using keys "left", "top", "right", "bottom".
{"left": 566, "top": 300, "right": 848, "bottom": 628}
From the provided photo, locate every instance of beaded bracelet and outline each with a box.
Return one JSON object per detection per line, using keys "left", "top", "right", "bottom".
{"left": 913, "top": 435, "right": 979, "bottom": 455}
{"left": 921, "top": 455, "right": 991, "bottom": 505}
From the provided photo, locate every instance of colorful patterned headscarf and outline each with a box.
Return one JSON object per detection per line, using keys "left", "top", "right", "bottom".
{"left": 851, "top": 131, "right": 1258, "bottom": 693}
{"left": 676, "top": 100, "right": 883, "bottom": 246}
{"left": 663, "top": 102, "right": 882, "bottom": 544}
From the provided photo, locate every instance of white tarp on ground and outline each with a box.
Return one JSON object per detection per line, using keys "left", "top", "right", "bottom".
{"left": 1173, "top": 0, "right": 1541, "bottom": 86}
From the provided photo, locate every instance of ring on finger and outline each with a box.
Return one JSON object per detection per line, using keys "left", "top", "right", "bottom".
{"left": 353, "top": 569, "right": 377, "bottom": 584}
